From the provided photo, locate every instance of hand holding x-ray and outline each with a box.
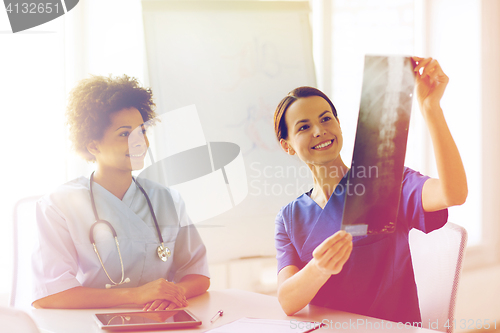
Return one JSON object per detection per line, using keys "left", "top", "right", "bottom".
{"left": 312, "top": 230, "right": 353, "bottom": 276}
{"left": 413, "top": 56, "right": 449, "bottom": 112}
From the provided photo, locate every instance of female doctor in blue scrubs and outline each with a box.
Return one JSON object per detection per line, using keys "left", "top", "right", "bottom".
{"left": 273, "top": 57, "right": 468, "bottom": 322}
{"left": 32, "top": 75, "right": 210, "bottom": 310}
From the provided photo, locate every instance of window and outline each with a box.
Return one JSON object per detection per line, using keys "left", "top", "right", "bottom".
{"left": 311, "top": 0, "right": 482, "bottom": 248}
{"left": 0, "top": 17, "right": 66, "bottom": 295}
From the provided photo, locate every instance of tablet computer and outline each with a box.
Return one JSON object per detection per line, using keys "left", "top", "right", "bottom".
{"left": 94, "top": 309, "right": 201, "bottom": 331}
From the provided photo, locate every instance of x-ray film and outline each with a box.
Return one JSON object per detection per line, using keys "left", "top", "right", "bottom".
{"left": 341, "top": 55, "right": 416, "bottom": 236}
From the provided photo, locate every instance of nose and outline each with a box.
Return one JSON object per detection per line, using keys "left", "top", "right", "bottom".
{"left": 129, "top": 127, "right": 149, "bottom": 148}
{"left": 312, "top": 124, "right": 326, "bottom": 137}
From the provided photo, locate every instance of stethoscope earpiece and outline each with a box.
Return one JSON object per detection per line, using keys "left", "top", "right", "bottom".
{"left": 105, "top": 277, "right": 131, "bottom": 289}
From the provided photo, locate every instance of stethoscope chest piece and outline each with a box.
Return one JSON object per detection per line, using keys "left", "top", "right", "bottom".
{"left": 157, "top": 243, "right": 171, "bottom": 262}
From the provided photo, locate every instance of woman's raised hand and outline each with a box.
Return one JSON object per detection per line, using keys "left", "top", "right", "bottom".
{"left": 134, "top": 278, "right": 188, "bottom": 310}
{"left": 312, "top": 230, "right": 353, "bottom": 276}
{"left": 412, "top": 56, "right": 449, "bottom": 111}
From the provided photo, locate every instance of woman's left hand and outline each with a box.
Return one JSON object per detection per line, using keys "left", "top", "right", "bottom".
{"left": 142, "top": 300, "right": 179, "bottom": 311}
{"left": 412, "top": 56, "right": 449, "bottom": 112}
{"left": 412, "top": 56, "right": 468, "bottom": 211}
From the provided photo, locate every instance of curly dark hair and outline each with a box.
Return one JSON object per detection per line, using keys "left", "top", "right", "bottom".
{"left": 66, "top": 75, "right": 157, "bottom": 161}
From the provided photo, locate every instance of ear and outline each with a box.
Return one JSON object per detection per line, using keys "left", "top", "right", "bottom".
{"left": 86, "top": 141, "right": 100, "bottom": 158}
{"left": 280, "top": 139, "right": 295, "bottom": 155}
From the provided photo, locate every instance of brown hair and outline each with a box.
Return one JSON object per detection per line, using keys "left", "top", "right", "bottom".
{"left": 66, "top": 75, "right": 157, "bottom": 161}
{"left": 273, "top": 86, "right": 338, "bottom": 141}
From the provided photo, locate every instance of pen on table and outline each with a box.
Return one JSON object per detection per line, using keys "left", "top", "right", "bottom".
{"left": 303, "top": 322, "right": 326, "bottom": 333}
{"left": 210, "top": 309, "right": 223, "bottom": 323}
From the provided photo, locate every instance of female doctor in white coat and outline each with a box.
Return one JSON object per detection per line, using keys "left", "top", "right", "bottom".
{"left": 32, "top": 75, "right": 210, "bottom": 310}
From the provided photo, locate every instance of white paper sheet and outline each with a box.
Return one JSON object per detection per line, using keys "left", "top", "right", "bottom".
{"left": 205, "top": 318, "right": 323, "bottom": 333}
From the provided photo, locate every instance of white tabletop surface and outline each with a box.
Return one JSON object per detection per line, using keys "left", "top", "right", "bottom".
{"left": 28, "top": 289, "right": 437, "bottom": 333}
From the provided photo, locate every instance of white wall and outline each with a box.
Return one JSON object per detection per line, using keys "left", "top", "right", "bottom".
{"left": 455, "top": 0, "right": 500, "bottom": 331}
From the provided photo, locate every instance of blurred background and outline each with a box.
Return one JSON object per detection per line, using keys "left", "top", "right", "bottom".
{"left": 0, "top": 1, "right": 498, "bottom": 331}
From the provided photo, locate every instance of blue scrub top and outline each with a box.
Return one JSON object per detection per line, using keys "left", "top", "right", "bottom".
{"left": 275, "top": 167, "right": 448, "bottom": 323}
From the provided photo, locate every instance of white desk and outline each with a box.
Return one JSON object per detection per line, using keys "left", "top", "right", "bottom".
{"left": 29, "top": 289, "right": 436, "bottom": 332}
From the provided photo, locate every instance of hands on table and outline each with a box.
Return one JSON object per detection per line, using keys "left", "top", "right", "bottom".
{"left": 134, "top": 278, "right": 188, "bottom": 311}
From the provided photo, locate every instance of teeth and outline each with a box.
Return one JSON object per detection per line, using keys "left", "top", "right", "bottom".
{"left": 129, "top": 152, "right": 145, "bottom": 157}
{"left": 314, "top": 140, "right": 332, "bottom": 149}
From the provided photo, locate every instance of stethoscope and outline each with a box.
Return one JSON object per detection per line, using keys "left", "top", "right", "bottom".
{"left": 89, "top": 172, "right": 172, "bottom": 288}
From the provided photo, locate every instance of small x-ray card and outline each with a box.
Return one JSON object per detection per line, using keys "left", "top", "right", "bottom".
{"left": 341, "top": 55, "right": 416, "bottom": 236}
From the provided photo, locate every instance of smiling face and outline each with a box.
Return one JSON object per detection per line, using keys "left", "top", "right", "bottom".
{"left": 87, "top": 107, "right": 149, "bottom": 174}
{"left": 280, "top": 96, "right": 343, "bottom": 166}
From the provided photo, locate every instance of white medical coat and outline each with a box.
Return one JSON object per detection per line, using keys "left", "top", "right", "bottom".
{"left": 32, "top": 176, "right": 209, "bottom": 302}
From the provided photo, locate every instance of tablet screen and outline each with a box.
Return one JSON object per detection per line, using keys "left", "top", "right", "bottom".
{"left": 94, "top": 309, "right": 201, "bottom": 331}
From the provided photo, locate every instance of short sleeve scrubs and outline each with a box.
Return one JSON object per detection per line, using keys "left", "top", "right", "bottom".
{"left": 32, "top": 176, "right": 209, "bottom": 302}
{"left": 274, "top": 167, "right": 448, "bottom": 323}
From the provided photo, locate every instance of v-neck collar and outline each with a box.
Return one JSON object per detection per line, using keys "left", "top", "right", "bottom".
{"left": 305, "top": 171, "right": 350, "bottom": 210}
{"left": 121, "top": 179, "right": 137, "bottom": 207}
{"left": 88, "top": 176, "right": 154, "bottom": 238}
{"left": 90, "top": 176, "right": 137, "bottom": 208}
{"left": 299, "top": 179, "right": 347, "bottom": 260}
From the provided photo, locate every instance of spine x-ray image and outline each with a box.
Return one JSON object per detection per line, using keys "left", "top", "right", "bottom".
{"left": 341, "top": 55, "right": 416, "bottom": 236}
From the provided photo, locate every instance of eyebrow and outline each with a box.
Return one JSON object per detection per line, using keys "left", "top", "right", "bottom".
{"left": 318, "top": 111, "right": 331, "bottom": 118}
{"left": 115, "top": 124, "right": 145, "bottom": 131}
{"left": 294, "top": 111, "right": 332, "bottom": 127}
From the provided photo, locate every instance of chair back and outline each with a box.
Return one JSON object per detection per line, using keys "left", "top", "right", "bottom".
{"left": 409, "top": 222, "right": 467, "bottom": 333}
{"left": 0, "top": 306, "right": 40, "bottom": 333}
{"left": 10, "top": 195, "right": 42, "bottom": 310}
